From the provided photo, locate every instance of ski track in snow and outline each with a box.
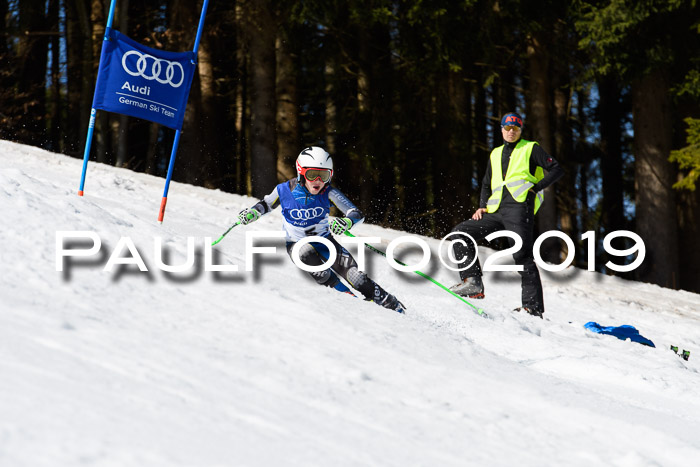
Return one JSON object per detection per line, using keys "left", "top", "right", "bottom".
{"left": 1, "top": 140, "right": 700, "bottom": 467}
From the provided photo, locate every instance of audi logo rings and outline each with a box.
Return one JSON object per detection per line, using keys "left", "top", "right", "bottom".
{"left": 122, "top": 50, "right": 185, "bottom": 88}
{"left": 289, "top": 207, "right": 325, "bottom": 220}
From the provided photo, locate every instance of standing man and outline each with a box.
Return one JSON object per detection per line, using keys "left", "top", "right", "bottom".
{"left": 449, "top": 112, "right": 564, "bottom": 317}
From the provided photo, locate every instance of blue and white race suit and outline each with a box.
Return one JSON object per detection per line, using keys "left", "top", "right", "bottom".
{"left": 252, "top": 178, "right": 364, "bottom": 241}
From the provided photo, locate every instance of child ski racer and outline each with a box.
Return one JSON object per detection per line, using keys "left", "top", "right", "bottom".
{"left": 237, "top": 146, "right": 406, "bottom": 314}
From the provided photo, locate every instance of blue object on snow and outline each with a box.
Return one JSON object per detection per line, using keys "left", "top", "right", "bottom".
{"left": 584, "top": 322, "right": 656, "bottom": 348}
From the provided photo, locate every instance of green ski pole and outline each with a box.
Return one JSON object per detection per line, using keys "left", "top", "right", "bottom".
{"left": 212, "top": 221, "right": 240, "bottom": 246}
{"left": 344, "top": 231, "right": 487, "bottom": 318}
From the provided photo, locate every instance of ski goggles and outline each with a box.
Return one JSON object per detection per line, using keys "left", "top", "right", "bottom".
{"left": 300, "top": 167, "right": 332, "bottom": 183}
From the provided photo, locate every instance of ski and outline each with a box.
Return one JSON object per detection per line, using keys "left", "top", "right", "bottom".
{"left": 344, "top": 231, "right": 488, "bottom": 318}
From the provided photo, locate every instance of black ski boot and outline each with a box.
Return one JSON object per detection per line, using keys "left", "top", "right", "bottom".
{"left": 514, "top": 306, "right": 543, "bottom": 318}
{"left": 379, "top": 293, "right": 406, "bottom": 314}
{"left": 449, "top": 276, "right": 485, "bottom": 299}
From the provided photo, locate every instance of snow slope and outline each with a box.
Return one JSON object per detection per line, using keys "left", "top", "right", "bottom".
{"left": 1, "top": 140, "right": 700, "bottom": 467}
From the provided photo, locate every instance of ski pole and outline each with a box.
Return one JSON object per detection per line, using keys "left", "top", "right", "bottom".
{"left": 212, "top": 221, "right": 240, "bottom": 246}
{"left": 344, "top": 231, "right": 487, "bottom": 318}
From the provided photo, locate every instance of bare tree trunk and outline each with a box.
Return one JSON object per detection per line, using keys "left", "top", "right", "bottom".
{"left": 235, "top": 60, "right": 249, "bottom": 194}
{"left": 198, "top": 24, "right": 225, "bottom": 188}
{"left": 676, "top": 98, "right": 700, "bottom": 293}
{"left": 491, "top": 77, "right": 504, "bottom": 147}
{"left": 395, "top": 69, "right": 429, "bottom": 233}
{"left": 240, "top": 0, "right": 277, "bottom": 197}
{"left": 234, "top": 1, "right": 249, "bottom": 194}
{"left": 435, "top": 69, "right": 451, "bottom": 235}
{"left": 452, "top": 71, "right": 472, "bottom": 223}
{"left": 475, "top": 69, "right": 488, "bottom": 197}
{"left": 324, "top": 60, "right": 337, "bottom": 156}
{"left": 90, "top": 0, "right": 110, "bottom": 163}
{"left": 632, "top": 70, "right": 679, "bottom": 288}
{"left": 435, "top": 69, "right": 468, "bottom": 236}
{"left": 598, "top": 74, "right": 626, "bottom": 268}
{"left": 113, "top": 0, "right": 128, "bottom": 168}
{"left": 169, "top": 0, "right": 202, "bottom": 186}
{"left": 48, "top": 0, "right": 62, "bottom": 152}
{"left": 356, "top": 26, "right": 375, "bottom": 215}
{"left": 0, "top": 0, "right": 7, "bottom": 53}
{"left": 501, "top": 66, "right": 518, "bottom": 115}
{"left": 145, "top": 123, "right": 160, "bottom": 175}
{"left": 324, "top": 7, "right": 361, "bottom": 205}
{"left": 17, "top": 0, "right": 49, "bottom": 146}
{"left": 526, "top": 32, "right": 558, "bottom": 262}
{"left": 64, "top": 0, "right": 93, "bottom": 156}
{"left": 275, "top": 27, "right": 299, "bottom": 182}
{"left": 552, "top": 47, "right": 577, "bottom": 260}
{"left": 357, "top": 20, "right": 394, "bottom": 224}
{"left": 576, "top": 91, "right": 591, "bottom": 241}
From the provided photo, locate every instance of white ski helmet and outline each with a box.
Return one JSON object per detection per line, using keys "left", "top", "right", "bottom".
{"left": 295, "top": 146, "right": 334, "bottom": 183}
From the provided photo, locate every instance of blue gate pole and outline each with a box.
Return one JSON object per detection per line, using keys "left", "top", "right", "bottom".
{"left": 157, "top": 0, "right": 210, "bottom": 223}
{"left": 78, "top": 0, "right": 118, "bottom": 196}
{"left": 78, "top": 109, "right": 97, "bottom": 196}
{"left": 158, "top": 129, "right": 182, "bottom": 223}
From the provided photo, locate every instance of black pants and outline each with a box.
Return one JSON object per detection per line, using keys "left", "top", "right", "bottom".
{"left": 451, "top": 197, "right": 544, "bottom": 312}
{"left": 285, "top": 236, "right": 389, "bottom": 302}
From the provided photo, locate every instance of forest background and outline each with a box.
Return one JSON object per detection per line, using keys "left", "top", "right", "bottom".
{"left": 2, "top": 0, "right": 700, "bottom": 293}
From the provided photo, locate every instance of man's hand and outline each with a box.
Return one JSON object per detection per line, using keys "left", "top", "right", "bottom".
{"left": 471, "top": 208, "right": 487, "bottom": 221}
{"left": 237, "top": 208, "right": 261, "bottom": 225}
{"left": 330, "top": 217, "right": 353, "bottom": 236}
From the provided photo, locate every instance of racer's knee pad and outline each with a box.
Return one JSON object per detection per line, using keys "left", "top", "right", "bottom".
{"left": 347, "top": 266, "right": 369, "bottom": 288}
{"left": 310, "top": 268, "right": 338, "bottom": 287}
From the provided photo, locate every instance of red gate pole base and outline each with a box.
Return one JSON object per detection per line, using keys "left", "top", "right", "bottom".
{"left": 158, "top": 197, "right": 168, "bottom": 224}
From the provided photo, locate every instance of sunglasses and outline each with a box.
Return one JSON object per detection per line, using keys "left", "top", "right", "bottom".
{"left": 502, "top": 125, "right": 521, "bottom": 132}
{"left": 301, "top": 167, "right": 332, "bottom": 183}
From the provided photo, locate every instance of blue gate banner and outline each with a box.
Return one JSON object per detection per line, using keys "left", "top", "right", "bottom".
{"left": 92, "top": 29, "right": 196, "bottom": 130}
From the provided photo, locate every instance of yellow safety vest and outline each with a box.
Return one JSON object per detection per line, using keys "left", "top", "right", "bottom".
{"left": 486, "top": 139, "right": 545, "bottom": 214}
